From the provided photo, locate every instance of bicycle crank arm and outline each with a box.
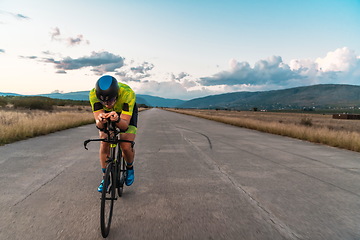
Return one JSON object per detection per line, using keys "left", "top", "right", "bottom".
{"left": 100, "top": 197, "right": 118, "bottom": 201}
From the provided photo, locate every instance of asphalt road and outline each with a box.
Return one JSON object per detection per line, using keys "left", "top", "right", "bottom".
{"left": 1, "top": 108, "right": 360, "bottom": 240}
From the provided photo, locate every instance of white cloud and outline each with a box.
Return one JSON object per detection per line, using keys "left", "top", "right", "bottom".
{"left": 51, "top": 27, "right": 61, "bottom": 40}
{"left": 290, "top": 47, "right": 360, "bottom": 85}
{"left": 132, "top": 79, "right": 212, "bottom": 100}
{"left": 17, "top": 46, "right": 360, "bottom": 100}
{"left": 68, "top": 34, "right": 90, "bottom": 46}
{"left": 118, "top": 66, "right": 207, "bottom": 99}
{"left": 0, "top": 10, "right": 30, "bottom": 21}
{"left": 170, "top": 72, "right": 197, "bottom": 88}
{"left": 43, "top": 51, "right": 124, "bottom": 75}
{"left": 115, "top": 61, "right": 154, "bottom": 82}
{"left": 127, "top": 47, "right": 360, "bottom": 99}
{"left": 200, "top": 55, "right": 302, "bottom": 87}
{"left": 50, "top": 27, "right": 90, "bottom": 46}
{"left": 289, "top": 58, "right": 317, "bottom": 71}
{"left": 198, "top": 47, "right": 360, "bottom": 94}
{"left": 315, "top": 47, "right": 358, "bottom": 72}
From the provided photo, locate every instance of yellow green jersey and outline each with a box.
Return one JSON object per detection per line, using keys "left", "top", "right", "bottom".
{"left": 89, "top": 82, "right": 136, "bottom": 117}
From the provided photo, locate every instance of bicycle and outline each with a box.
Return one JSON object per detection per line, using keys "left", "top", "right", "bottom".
{"left": 84, "top": 119, "right": 135, "bottom": 238}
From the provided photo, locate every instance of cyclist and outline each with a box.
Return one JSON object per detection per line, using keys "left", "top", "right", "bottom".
{"left": 89, "top": 75, "right": 138, "bottom": 192}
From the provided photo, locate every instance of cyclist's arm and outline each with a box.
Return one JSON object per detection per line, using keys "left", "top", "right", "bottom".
{"left": 93, "top": 110, "right": 107, "bottom": 129}
{"left": 118, "top": 113, "right": 131, "bottom": 130}
{"left": 114, "top": 89, "right": 135, "bottom": 131}
{"left": 90, "top": 89, "right": 108, "bottom": 129}
{"left": 107, "top": 111, "right": 131, "bottom": 130}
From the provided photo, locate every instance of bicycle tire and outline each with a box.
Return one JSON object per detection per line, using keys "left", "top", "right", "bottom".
{"left": 100, "top": 162, "right": 115, "bottom": 238}
{"left": 116, "top": 145, "right": 125, "bottom": 197}
{"left": 118, "top": 157, "right": 126, "bottom": 197}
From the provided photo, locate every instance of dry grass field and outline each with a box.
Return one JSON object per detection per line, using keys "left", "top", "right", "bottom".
{"left": 0, "top": 106, "right": 149, "bottom": 146}
{"left": 168, "top": 109, "right": 360, "bottom": 153}
{"left": 0, "top": 106, "right": 94, "bottom": 145}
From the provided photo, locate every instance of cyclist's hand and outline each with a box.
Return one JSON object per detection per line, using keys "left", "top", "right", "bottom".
{"left": 98, "top": 113, "right": 108, "bottom": 124}
{"left": 108, "top": 111, "right": 120, "bottom": 122}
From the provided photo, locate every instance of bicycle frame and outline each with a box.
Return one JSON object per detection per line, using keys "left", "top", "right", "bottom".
{"left": 84, "top": 119, "right": 135, "bottom": 192}
{"left": 84, "top": 119, "right": 135, "bottom": 237}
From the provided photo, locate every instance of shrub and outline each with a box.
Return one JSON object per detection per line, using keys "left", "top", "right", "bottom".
{"left": 137, "top": 103, "right": 150, "bottom": 108}
{"left": 12, "top": 97, "right": 54, "bottom": 110}
{"left": 300, "top": 117, "right": 313, "bottom": 126}
{"left": 0, "top": 97, "right": 7, "bottom": 107}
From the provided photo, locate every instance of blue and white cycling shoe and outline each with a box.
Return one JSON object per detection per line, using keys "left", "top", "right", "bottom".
{"left": 98, "top": 179, "right": 105, "bottom": 192}
{"left": 125, "top": 168, "right": 134, "bottom": 186}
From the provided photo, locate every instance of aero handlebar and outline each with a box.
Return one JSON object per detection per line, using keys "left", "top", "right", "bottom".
{"left": 83, "top": 119, "right": 135, "bottom": 150}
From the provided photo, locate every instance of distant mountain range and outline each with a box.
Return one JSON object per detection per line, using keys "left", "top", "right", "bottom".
{"left": 179, "top": 84, "right": 360, "bottom": 110}
{"left": 2, "top": 84, "right": 360, "bottom": 110}
{"left": 0, "top": 91, "right": 185, "bottom": 108}
{"left": 38, "top": 92, "right": 185, "bottom": 108}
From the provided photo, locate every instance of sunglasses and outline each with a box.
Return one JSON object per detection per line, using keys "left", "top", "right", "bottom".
{"left": 100, "top": 97, "right": 117, "bottom": 106}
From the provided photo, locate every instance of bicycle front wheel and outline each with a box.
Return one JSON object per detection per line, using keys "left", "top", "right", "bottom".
{"left": 100, "top": 162, "right": 115, "bottom": 238}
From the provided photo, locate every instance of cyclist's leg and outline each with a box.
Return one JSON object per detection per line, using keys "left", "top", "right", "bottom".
{"left": 120, "top": 129, "right": 136, "bottom": 186}
{"left": 98, "top": 131, "right": 110, "bottom": 192}
{"left": 120, "top": 104, "right": 137, "bottom": 186}
{"left": 120, "top": 132, "right": 136, "bottom": 165}
{"left": 120, "top": 126, "right": 136, "bottom": 186}
{"left": 99, "top": 131, "right": 110, "bottom": 170}
{"left": 120, "top": 103, "right": 138, "bottom": 165}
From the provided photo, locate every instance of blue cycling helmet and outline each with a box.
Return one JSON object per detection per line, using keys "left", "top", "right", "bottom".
{"left": 95, "top": 75, "right": 119, "bottom": 103}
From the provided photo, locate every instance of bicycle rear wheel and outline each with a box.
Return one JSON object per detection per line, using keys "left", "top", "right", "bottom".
{"left": 100, "top": 162, "right": 115, "bottom": 238}
{"left": 118, "top": 158, "right": 126, "bottom": 197}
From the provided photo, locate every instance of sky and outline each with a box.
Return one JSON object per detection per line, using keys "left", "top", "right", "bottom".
{"left": 1, "top": 0, "right": 360, "bottom": 100}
